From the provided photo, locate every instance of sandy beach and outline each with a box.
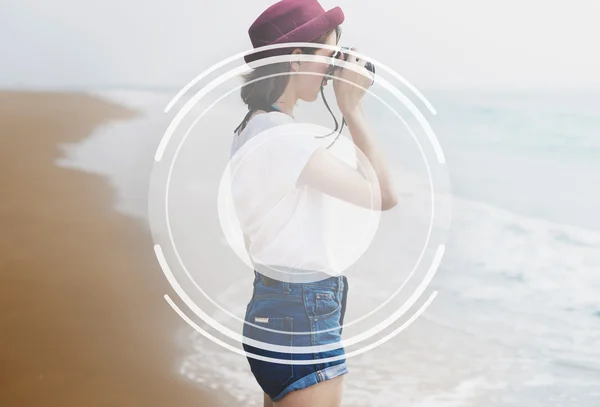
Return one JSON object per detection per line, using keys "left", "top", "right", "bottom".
{"left": 0, "top": 91, "right": 224, "bottom": 406}
{"left": 3, "top": 89, "right": 599, "bottom": 407}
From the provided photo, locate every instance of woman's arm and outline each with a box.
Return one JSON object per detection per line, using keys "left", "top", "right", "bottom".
{"left": 297, "top": 109, "right": 399, "bottom": 211}
{"left": 297, "top": 47, "right": 398, "bottom": 211}
{"left": 343, "top": 105, "right": 398, "bottom": 209}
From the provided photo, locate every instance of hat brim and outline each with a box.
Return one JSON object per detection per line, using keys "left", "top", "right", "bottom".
{"left": 244, "top": 7, "right": 344, "bottom": 64}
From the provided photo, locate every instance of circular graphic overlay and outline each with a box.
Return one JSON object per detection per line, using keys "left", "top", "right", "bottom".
{"left": 148, "top": 45, "right": 452, "bottom": 361}
{"left": 219, "top": 122, "right": 382, "bottom": 284}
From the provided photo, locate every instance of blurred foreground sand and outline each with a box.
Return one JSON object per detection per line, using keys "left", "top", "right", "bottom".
{"left": 0, "top": 91, "right": 225, "bottom": 406}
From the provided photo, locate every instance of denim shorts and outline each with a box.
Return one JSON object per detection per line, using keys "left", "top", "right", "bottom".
{"left": 242, "top": 268, "right": 350, "bottom": 402}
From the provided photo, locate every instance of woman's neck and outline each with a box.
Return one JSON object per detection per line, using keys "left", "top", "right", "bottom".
{"left": 272, "top": 87, "right": 298, "bottom": 118}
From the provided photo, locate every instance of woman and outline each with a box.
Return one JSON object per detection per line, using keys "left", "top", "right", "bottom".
{"left": 230, "top": 1, "right": 398, "bottom": 406}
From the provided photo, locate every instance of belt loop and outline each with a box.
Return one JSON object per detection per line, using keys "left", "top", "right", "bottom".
{"left": 281, "top": 265, "right": 291, "bottom": 294}
{"left": 253, "top": 270, "right": 259, "bottom": 284}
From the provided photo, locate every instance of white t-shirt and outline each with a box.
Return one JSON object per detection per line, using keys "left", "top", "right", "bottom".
{"left": 229, "top": 111, "right": 334, "bottom": 275}
{"left": 227, "top": 111, "right": 381, "bottom": 281}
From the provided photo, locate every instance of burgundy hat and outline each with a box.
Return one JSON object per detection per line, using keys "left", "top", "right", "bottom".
{"left": 245, "top": 0, "right": 344, "bottom": 64}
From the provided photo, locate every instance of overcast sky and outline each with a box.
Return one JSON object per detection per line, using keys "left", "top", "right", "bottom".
{"left": 2, "top": 0, "right": 599, "bottom": 91}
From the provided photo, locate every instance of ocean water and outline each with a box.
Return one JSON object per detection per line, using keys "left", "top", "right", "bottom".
{"left": 57, "top": 88, "right": 600, "bottom": 406}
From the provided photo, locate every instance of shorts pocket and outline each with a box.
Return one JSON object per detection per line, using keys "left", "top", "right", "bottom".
{"left": 303, "top": 286, "right": 343, "bottom": 347}
{"left": 305, "top": 287, "right": 340, "bottom": 319}
{"left": 242, "top": 316, "right": 294, "bottom": 396}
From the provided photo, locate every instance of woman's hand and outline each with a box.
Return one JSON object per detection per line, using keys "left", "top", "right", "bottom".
{"left": 332, "top": 47, "right": 374, "bottom": 116}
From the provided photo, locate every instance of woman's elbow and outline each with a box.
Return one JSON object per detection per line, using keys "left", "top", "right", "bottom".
{"left": 381, "top": 191, "right": 399, "bottom": 211}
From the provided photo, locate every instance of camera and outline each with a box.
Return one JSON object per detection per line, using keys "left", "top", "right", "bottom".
{"left": 330, "top": 46, "right": 376, "bottom": 75}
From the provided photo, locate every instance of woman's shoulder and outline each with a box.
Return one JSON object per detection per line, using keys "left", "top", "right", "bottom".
{"left": 232, "top": 111, "right": 294, "bottom": 156}
{"left": 237, "top": 111, "right": 294, "bottom": 142}
{"left": 248, "top": 111, "right": 293, "bottom": 129}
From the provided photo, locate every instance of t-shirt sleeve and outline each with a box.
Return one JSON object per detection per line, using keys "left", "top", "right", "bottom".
{"left": 273, "top": 131, "right": 321, "bottom": 189}
{"left": 229, "top": 121, "right": 322, "bottom": 216}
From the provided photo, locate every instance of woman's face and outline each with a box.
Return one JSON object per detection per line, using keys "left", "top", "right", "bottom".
{"left": 292, "top": 30, "right": 339, "bottom": 102}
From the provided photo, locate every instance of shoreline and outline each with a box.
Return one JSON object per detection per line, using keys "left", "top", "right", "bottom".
{"left": 0, "top": 91, "right": 227, "bottom": 406}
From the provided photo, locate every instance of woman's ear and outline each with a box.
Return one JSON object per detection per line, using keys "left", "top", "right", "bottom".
{"left": 290, "top": 48, "right": 302, "bottom": 71}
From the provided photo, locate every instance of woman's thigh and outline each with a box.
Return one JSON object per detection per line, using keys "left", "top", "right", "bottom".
{"left": 274, "top": 375, "right": 344, "bottom": 407}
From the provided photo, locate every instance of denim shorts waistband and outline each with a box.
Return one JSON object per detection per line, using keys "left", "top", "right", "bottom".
{"left": 253, "top": 265, "right": 343, "bottom": 291}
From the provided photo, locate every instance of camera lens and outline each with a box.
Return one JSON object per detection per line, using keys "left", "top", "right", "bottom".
{"left": 337, "top": 47, "right": 375, "bottom": 74}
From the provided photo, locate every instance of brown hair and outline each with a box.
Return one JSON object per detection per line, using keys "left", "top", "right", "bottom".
{"left": 237, "top": 27, "right": 341, "bottom": 132}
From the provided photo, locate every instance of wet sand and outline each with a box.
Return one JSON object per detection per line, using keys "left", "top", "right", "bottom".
{"left": 0, "top": 91, "right": 225, "bottom": 406}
